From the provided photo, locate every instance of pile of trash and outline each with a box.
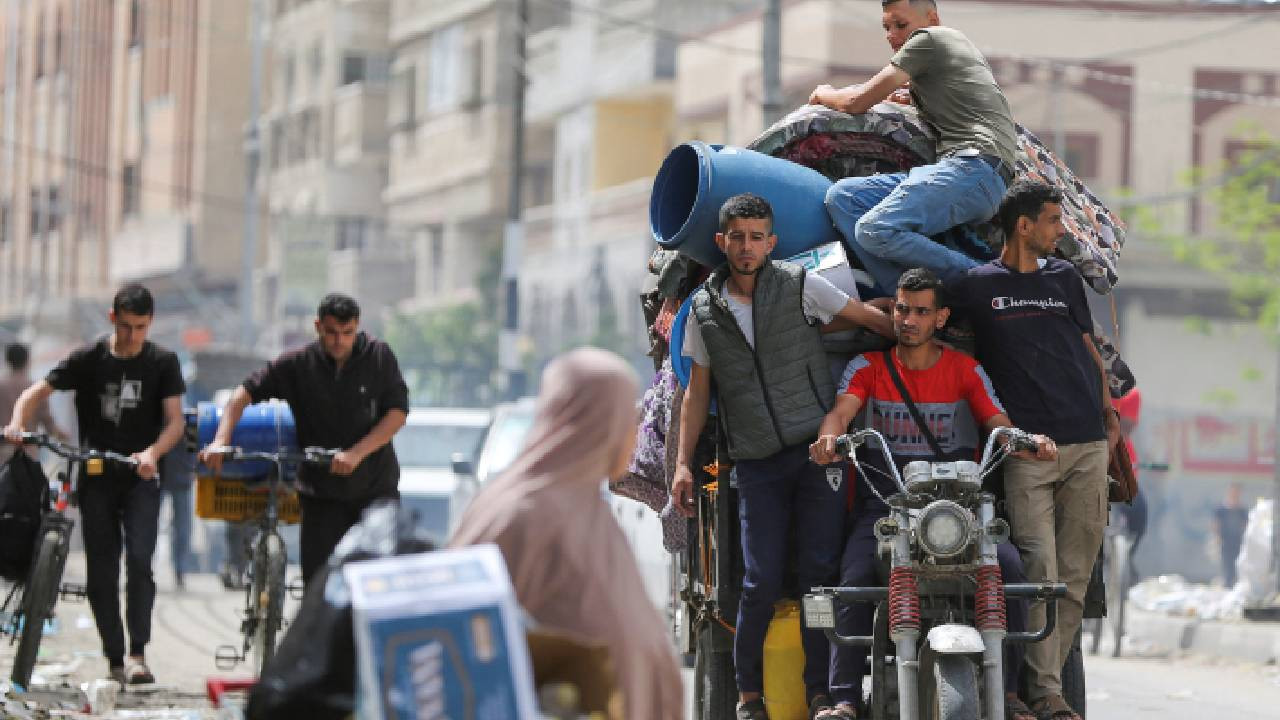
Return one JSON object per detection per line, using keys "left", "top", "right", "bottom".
{"left": 1128, "top": 499, "right": 1275, "bottom": 621}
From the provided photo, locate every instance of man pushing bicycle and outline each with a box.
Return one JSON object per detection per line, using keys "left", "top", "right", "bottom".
{"left": 199, "top": 293, "right": 409, "bottom": 590}
{"left": 3, "top": 283, "right": 186, "bottom": 686}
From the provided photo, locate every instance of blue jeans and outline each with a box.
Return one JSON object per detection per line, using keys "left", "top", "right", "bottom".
{"left": 825, "top": 156, "right": 1007, "bottom": 295}
{"left": 164, "top": 482, "right": 193, "bottom": 578}
{"left": 829, "top": 503, "right": 1028, "bottom": 706}
{"left": 734, "top": 445, "right": 847, "bottom": 699}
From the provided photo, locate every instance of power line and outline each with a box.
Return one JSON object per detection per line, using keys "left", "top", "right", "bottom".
{"left": 0, "top": 134, "right": 439, "bottom": 236}
{"left": 532, "top": 0, "right": 1280, "bottom": 108}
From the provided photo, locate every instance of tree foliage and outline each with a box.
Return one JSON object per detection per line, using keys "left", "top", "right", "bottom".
{"left": 1147, "top": 133, "right": 1280, "bottom": 332}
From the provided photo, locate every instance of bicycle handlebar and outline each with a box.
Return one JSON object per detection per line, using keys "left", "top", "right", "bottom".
{"left": 203, "top": 445, "right": 341, "bottom": 465}
{"left": 15, "top": 432, "right": 140, "bottom": 468}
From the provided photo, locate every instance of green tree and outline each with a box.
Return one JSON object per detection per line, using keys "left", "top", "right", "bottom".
{"left": 1140, "top": 132, "right": 1280, "bottom": 583}
{"left": 385, "top": 242, "right": 503, "bottom": 406}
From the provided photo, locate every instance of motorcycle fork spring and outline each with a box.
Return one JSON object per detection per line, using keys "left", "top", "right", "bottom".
{"left": 888, "top": 566, "right": 921, "bottom": 635}
{"left": 975, "top": 564, "right": 1007, "bottom": 632}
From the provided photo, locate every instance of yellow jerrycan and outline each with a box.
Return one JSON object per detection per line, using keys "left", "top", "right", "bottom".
{"left": 763, "top": 600, "right": 808, "bottom": 720}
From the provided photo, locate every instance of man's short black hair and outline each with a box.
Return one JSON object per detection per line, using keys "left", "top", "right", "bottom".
{"left": 882, "top": 0, "right": 938, "bottom": 10}
{"left": 317, "top": 293, "right": 361, "bottom": 323}
{"left": 113, "top": 283, "right": 155, "bottom": 317}
{"left": 998, "top": 179, "right": 1065, "bottom": 239}
{"left": 718, "top": 193, "right": 774, "bottom": 234}
{"left": 4, "top": 343, "right": 29, "bottom": 371}
{"left": 897, "top": 267, "right": 947, "bottom": 308}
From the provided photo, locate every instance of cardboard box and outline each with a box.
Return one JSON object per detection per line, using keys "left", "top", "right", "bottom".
{"left": 347, "top": 545, "right": 538, "bottom": 720}
{"left": 784, "top": 241, "right": 873, "bottom": 300}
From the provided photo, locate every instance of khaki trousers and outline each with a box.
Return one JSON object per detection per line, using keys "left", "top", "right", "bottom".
{"left": 1004, "top": 440, "right": 1109, "bottom": 701}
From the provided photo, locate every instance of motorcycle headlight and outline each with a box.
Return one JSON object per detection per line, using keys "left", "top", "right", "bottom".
{"left": 917, "top": 500, "right": 972, "bottom": 558}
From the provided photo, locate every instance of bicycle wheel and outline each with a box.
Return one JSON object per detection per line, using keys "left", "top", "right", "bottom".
{"left": 248, "top": 531, "right": 287, "bottom": 676}
{"left": 11, "top": 529, "right": 68, "bottom": 688}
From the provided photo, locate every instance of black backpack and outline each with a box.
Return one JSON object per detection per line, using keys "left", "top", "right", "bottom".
{"left": 0, "top": 452, "right": 50, "bottom": 582}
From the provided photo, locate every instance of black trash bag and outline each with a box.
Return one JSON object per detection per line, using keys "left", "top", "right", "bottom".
{"left": 0, "top": 452, "right": 50, "bottom": 581}
{"left": 246, "top": 499, "right": 436, "bottom": 720}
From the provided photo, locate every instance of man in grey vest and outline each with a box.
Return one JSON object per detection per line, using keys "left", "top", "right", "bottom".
{"left": 671, "top": 193, "right": 893, "bottom": 720}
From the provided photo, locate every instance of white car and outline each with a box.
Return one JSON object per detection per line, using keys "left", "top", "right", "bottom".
{"left": 447, "top": 397, "right": 538, "bottom": 524}
{"left": 393, "top": 407, "right": 491, "bottom": 545}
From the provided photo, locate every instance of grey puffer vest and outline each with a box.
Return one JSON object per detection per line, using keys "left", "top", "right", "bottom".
{"left": 691, "top": 261, "right": 836, "bottom": 461}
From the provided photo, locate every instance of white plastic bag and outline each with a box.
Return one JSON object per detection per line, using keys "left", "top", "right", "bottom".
{"left": 1234, "top": 498, "right": 1274, "bottom": 604}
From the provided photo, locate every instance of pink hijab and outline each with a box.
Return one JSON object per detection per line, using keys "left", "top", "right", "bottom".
{"left": 450, "top": 348, "right": 684, "bottom": 719}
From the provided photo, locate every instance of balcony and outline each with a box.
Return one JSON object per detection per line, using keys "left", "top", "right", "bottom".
{"left": 333, "top": 82, "right": 390, "bottom": 167}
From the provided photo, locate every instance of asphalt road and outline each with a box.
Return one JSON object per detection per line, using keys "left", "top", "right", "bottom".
{"left": 680, "top": 649, "right": 1280, "bottom": 719}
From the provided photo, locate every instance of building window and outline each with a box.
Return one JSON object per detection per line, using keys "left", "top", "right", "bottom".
{"left": 46, "top": 186, "right": 61, "bottom": 233}
{"left": 341, "top": 54, "right": 366, "bottom": 87}
{"left": 283, "top": 54, "right": 296, "bottom": 101}
{"left": 336, "top": 216, "right": 367, "bottom": 251}
{"left": 129, "top": 0, "right": 143, "bottom": 49}
{"left": 54, "top": 11, "right": 64, "bottom": 75}
{"left": 429, "top": 225, "right": 444, "bottom": 294}
{"left": 310, "top": 40, "right": 324, "bottom": 87}
{"left": 122, "top": 163, "right": 139, "bottom": 217}
{"left": 426, "top": 24, "right": 465, "bottom": 113}
{"left": 34, "top": 13, "right": 45, "bottom": 79}
{"left": 0, "top": 201, "right": 9, "bottom": 246}
{"left": 390, "top": 65, "right": 417, "bottom": 132}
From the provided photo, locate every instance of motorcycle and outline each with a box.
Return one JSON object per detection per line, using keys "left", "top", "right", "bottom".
{"left": 801, "top": 427, "right": 1068, "bottom": 720}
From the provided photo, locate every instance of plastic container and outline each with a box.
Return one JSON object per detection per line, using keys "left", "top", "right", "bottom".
{"left": 649, "top": 141, "right": 840, "bottom": 268}
{"left": 763, "top": 600, "right": 808, "bottom": 720}
{"left": 194, "top": 400, "right": 298, "bottom": 478}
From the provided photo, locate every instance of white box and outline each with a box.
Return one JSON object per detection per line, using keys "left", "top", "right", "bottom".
{"left": 346, "top": 545, "right": 538, "bottom": 720}
{"left": 784, "top": 241, "right": 872, "bottom": 300}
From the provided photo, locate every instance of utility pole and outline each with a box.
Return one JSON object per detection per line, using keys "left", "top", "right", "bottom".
{"left": 241, "top": 0, "right": 264, "bottom": 350}
{"left": 498, "top": 0, "right": 528, "bottom": 399}
{"left": 762, "top": 0, "right": 782, "bottom": 128}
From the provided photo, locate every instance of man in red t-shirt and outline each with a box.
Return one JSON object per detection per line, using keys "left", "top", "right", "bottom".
{"left": 810, "top": 268, "right": 1055, "bottom": 720}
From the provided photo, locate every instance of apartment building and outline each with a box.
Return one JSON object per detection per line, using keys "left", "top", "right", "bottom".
{"left": 0, "top": 0, "right": 251, "bottom": 353}
{"left": 256, "top": 0, "right": 404, "bottom": 352}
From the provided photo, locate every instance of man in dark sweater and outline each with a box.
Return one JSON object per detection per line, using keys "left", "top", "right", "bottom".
{"left": 4, "top": 284, "right": 186, "bottom": 686}
{"left": 200, "top": 293, "right": 409, "bottom": 587}
{"left": 949, "top": 180, "right": 1120, "bottom": 720}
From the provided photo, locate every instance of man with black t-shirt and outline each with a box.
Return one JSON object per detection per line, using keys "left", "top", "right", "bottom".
{"left": 949, "top": 180, "right": 1120, "bottom": 720}
{"left": 199, "top": 293, "right": 408, "bottom": 588}
{"left": 4, "top": 284, "right": 186, "bottom": 686}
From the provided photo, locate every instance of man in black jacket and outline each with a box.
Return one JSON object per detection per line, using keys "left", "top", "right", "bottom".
{"left": 200, "top": 293, "right": 409, "bottom": 587}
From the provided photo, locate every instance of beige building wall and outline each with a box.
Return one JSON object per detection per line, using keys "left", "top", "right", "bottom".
{"left": 258, "top": 0, "right": 397, "bottom": 350}
{"left": 385, "top": 0, "right": 514, "bottom": 310}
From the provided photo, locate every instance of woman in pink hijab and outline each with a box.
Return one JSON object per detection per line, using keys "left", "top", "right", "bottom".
{"left": 450, "top": 348, "right": 685, "bottom": 719}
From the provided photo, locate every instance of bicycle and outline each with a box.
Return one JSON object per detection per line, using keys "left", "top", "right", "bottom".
{"left": 1, "top": 433, "right": 139, "bottom": 689}
{"left": 200, "top": 445, "right": 338, "bottom": 676}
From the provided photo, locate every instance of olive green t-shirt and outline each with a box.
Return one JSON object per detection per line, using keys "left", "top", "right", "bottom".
{"left": 891, "top": 26, "right": 1018, "bottom": 168}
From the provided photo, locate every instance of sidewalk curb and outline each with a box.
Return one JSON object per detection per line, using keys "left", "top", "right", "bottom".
{"left": 1126, "top": 607, "right": 1280, "bottom": 665}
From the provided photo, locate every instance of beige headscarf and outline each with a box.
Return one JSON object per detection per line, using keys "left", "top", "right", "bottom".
{"left": 450, "top": 348, "right": 684, "bottom": 720}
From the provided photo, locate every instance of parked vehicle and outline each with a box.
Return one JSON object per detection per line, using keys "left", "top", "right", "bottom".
{"left": 448, "top": 398, "right": 538, "bottom": 525}
{"left": 394, "top": 408, "right": 490, "bottom": 545}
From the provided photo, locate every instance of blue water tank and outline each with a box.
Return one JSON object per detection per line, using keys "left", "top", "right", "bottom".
{"left": 649, "top": 142, "right": 840, "bottom": 268}
{"left": 194, "top": 400, "right": 299, "bottom": 478}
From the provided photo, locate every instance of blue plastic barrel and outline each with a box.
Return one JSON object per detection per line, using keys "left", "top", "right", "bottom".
{"left": 649, "top": 142, "right": 841, "bottom": 268}
{"left": 668, "top": 295, "right": 716, "bottom": 415}
{"left": 194, "top": 400, "right": 299, "bottom": 478}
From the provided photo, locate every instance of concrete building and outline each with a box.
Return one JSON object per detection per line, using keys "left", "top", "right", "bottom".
{"left": 513, "top": 0, "right": 752, "bottom": 372}
{"left": 672, "top": 0, "right": 1279, "bottom": 581}
{"left": 0, "top": 0, "right": 252, "bottom": 356}
{"left": 383, "top": 0, "right": 527, "bottom": 314}
{"left": 257, "top": 0, "right": 403, "bottom": 353}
